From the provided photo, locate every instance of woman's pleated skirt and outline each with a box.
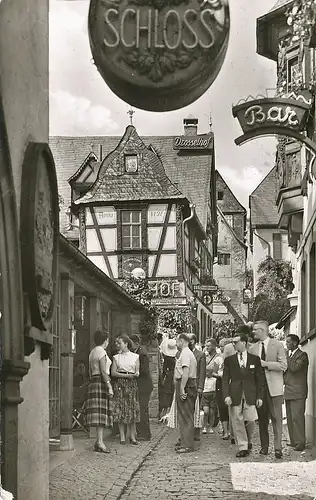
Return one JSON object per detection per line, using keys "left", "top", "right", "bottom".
{"left": 86, "top": 375, "right": 113, "bottom": 427}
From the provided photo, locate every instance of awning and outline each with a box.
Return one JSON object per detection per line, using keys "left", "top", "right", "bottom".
{"left": 276, "top": 306, "right": 297, "bottom": 329}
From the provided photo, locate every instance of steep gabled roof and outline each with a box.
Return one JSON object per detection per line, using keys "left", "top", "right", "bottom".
{"left": 50, "top": 128, "right": 214, "bottom": 231}
{"left": 75, "top": 126, "right": 184, "bottom": 204}
{"left": 216, "top": 171, "right": 246, "bottom": 214}
{"left": 249, "top": 166, "right": 278, "bottom": 227}
{"left": 68, "top": 151, "right": 98, "bottom": 183}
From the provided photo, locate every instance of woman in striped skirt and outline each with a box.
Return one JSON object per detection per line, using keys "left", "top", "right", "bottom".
{"left": 86, "top": 330, "right": 113, "bottom": 453}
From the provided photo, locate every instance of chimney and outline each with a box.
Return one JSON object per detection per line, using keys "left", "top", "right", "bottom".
{"left": 99, "top": 144, "right": 103, "bottom": 161}
{"left": 183, "top": 115, "right": 198, "bottom": 136}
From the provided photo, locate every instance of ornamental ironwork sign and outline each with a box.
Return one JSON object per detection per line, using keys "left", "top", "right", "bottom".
{"left": 232, "top": 94, "right": 316, "bottom": 152}
{"left": 232, "top": 96, "right": 312, "bottom": 139}
{"left": 88, "top": 0, "right": 230, "bottom": 111}
{"left": 20, "top": 142, "right": 59, "bottom": 332}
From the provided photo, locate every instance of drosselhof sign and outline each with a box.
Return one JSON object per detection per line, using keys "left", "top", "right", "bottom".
{"left": 88, "top": 0, "right": 230, "bottom": 112}
{"left": 173, "top": 133, "right": 213, "bottom": 150}
{"left": 232, "top": 97, "right": 311, "bottom": 140}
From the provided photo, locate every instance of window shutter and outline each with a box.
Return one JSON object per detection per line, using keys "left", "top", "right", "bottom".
{"left": 272, "top": 233, "right": 282, "bottom": 261}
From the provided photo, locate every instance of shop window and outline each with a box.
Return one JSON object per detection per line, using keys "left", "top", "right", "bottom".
{"left": 273, "top": 233, "right": 282, "bottom": 261}
{"left": 309, "top": 244, "right": 316, "bottom": 330}
{"left": 121, "top": 210, "right": 141, "bottom": 249}
{"left": 217, "top": 191, "right": 224, "bottom": 200}
{"left": 218, "top": 253, "right": 231, "bottom": 265}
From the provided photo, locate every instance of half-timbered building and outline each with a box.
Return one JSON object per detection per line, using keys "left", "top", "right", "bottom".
{"left": 50, "top": 116, "right": 217, "bottom": 343}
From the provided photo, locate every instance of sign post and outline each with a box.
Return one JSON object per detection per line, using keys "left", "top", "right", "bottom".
{"left": 88, "top": 0, "right": 230, "bottom": 111}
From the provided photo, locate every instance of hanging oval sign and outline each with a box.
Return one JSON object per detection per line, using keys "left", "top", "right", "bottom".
{"left": 88, "top": 0, "right": 230, "bottom": 112}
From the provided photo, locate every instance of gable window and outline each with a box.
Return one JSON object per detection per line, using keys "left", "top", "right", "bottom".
{"left": 122, "top": 210, "right": 141, "bottom": 249}
{"left": 272, "top": 233, "right": 282, "bottom": 261}
{"left": 218, "top": 253, "right": 231, "bottom": 265}
{"left": 125, "top": 154, "right": 138, "bottom": 173}
{"left": 217, "top": 191, "right": 224, "bottom": 200}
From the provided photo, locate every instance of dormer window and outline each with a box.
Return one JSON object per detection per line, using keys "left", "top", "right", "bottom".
{"left": 125, "top": 154, "right": 138, "bottom": 173}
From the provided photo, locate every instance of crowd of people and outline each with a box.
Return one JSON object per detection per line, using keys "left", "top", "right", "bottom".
{"left": 158, "top": 322, "right": 309, "bottom": 457}
{"left": 76, "top": 321, "right": 309, "bottom": 458}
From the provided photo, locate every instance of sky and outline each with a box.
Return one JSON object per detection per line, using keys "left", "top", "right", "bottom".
{"left": 49, "top": 0, "right": 279, "bottom": 209}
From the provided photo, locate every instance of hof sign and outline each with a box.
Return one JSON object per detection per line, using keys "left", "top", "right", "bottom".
{"left": 88, "top": 0, "right": 230, "bottom": 111}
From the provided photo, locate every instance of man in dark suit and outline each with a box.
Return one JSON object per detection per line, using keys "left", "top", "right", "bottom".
{"left": 284, "top": 334, "right": 309, "bottom": 451}
{"left": 223, "top": 333, "right": 264, "bottom": 457}
{"left": 189, "top": 334, "right": 206, "bottom": 441}
{"left": 130, "top": 334, "right": 153, "bottom": 441}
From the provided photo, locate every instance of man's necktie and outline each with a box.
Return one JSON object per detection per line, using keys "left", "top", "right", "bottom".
{"left": 261, "top": 342, "right": 266, "bottom": 361}
{"left": 239, "top": 352, "right": 245, "bottom": 368}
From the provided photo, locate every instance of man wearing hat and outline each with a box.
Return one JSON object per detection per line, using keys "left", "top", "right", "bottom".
{"left": 159, "top": 335, "right": 177, "bottom": 419}
{"left": 223, "top": 332, "right": 264, "bottom": 457}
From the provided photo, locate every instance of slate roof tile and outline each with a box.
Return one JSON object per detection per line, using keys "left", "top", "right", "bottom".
{"left": 249, "top": 166, "right": 278, "bottom": 226}
{"left": 50, "top": 126, "right": 213, "bottom": 232}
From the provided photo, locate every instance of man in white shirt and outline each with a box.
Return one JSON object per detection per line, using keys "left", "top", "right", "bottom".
{"left": 174, "top": 333, "right": 197, "bottom": 453}
{"left": 250, "top": 320, "right": 287, "bottom": 459}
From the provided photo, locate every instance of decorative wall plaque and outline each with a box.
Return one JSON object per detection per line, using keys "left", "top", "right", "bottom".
{"left": 88, "top": 0, "right": 230, "bottom": 111}
{"left": 20, "top": 143, "right": 59, "bottom": 332}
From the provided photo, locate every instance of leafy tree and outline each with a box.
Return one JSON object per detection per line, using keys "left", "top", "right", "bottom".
{"left": 250, "top": 256, "right": 294, "bottom": 324}
{"left": 256, "top": 256, "right": 294, "bottom": 299}
{"left": 121, "top": 276, "right": 158, "bottom": 342}
{"left": 212, "top": 319, "right": 239, "bottom": 341}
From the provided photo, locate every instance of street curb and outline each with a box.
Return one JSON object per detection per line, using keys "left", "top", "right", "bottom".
{"left": 107, "top": 425, "right": 169, "bottom": 500}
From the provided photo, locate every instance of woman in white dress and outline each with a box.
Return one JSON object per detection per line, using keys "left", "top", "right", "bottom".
{"left": 111, "top": 335, "right": 140, "bottom": 444}
{"left": 86, "top": 330, "right": 113, "bottom": 453}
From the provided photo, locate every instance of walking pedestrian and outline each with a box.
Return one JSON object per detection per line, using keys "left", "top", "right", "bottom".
{"left": 201, "top": 338, "right": 222, "bottom": 434}
{"left": 188, "top": 333, "right": 206, "bottom": 442}
{"left": 284, "top": 334, "right": 309, "bottom": 451}
{"left": 111, "top": 335, "right": 140, "bottom": 445}
{"left": 216, "top": 339, "right": 232, "bottom": 440}
{"left": 86, "top": 330, "right": 113, "bottom": 453}
{"left": 223, "top": 333, "right": 264, "bottom": 457}
{"left": 174, "top": 333, "right": 197, "bottom": 454}
{"left": 130, "top": 334, "right": 153, "bottom": 441}
{"left": 250, "top": 320, "right": 287, "bottom": 459}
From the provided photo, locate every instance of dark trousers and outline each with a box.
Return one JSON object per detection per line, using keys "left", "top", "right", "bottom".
{"left": 136, "top": 391, "right": 152, "bottom": 439}
{"left": 285, "top": 398, "right": 306, "bottom": 447}
{"left": 176, "top": 379, "right": 197, "bottom": 450}
{"left": 257, "top": 381, "right": 283, "bottom": 451}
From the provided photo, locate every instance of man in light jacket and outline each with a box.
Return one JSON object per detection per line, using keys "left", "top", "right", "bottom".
{"left": 250, "top": 320, "right": 287, "bottom": 459}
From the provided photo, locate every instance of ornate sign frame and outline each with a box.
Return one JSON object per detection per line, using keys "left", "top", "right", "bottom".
{"left": 20, "top": 142, "right": 59, "bottom": 334}
{"left": 232, "top": 95, "right": 316, "bottom": 177}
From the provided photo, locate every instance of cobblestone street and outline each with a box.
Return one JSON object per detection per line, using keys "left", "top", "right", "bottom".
{"left": 50, "top": 422, "right": 316, "bottom": 500}
{"left": 121, "top": 425, "right": 316, "bottom": 500}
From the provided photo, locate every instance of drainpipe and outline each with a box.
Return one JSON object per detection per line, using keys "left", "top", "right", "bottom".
{"left": 254, "top": 230, "right": 271, "bottom": 257}
{"left": 182, "top": 203, "right": 195, "bottom": 281}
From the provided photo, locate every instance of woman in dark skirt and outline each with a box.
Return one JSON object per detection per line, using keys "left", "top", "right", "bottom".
{"left": 111, "top": 335, "right": 140, "bottom": 444}
{"left": 86, "top": 330, "right": 113, "bottom": 453}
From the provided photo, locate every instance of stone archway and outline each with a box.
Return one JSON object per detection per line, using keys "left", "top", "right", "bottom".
{"left": 0, "top": 95, "right": 29, "bottom": 498}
